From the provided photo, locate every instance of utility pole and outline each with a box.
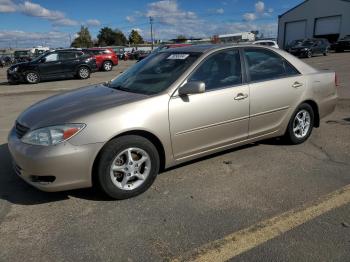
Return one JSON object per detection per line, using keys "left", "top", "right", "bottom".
{"left": 149, "top": 16, "right": 154, "bottom": 50}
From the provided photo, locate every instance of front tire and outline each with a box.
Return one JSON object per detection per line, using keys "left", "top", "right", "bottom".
{"left": 25, "top": 71, "right": 40, "bottom": 84}
{"left": 323, "top": 48, "right": 329, "bottom": 56}
{"left": 97, "top": 135, "right": 160, "bottom": 200}
{"left": 285, "top": 103, "right": 314, "bottom": 144}
{"left": 307, "top": 50, "right": 312, "bottom": 58}
{"left": 78, "top": 66, "right": 90, "bottom": 79}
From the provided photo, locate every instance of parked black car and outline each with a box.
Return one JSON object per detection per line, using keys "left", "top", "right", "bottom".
{"left": 7, "top": 49, "right": 97, "bottom": 84}
{"left": 333, "top": 35, "right": 350, "bottom": 52}
{"left": 285, "top": 39, "right": 303, "bottom": 51}
{"left": 288, "top": 38, "right": 330, "bottom": 58}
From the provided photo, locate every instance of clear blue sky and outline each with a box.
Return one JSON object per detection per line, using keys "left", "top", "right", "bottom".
{"left": 0, "top": 0, "right": 303, "bottom": 48}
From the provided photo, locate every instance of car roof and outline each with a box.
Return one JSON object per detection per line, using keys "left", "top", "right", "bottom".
{"left": 254, "top": 40, "right": 276, "bottom": 43}
{"left": 161, "top": 44, "right": 224, "bottom": 54}
{"left": 161, "top": 44, "right": 276, "bottom": 54}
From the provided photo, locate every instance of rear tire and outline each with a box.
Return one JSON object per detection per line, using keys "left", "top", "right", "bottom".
{"left": 102, "top": 61, "right": 113, "bottom": 71}
{"left": 25, "top": 71, "right": 40, "bottom": 84}
{"left": 97, "top": 135, "right": 160, "bottom": 200}
{"left": 78, "top": 66, "right": 90, "bottom": 79}
{"left": 284, "top": 103, "right": 314, "bottom": 145}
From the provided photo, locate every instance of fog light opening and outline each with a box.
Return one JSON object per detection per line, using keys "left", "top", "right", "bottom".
{"left": 30, "top": 175, "right": 56, "bottom": 184}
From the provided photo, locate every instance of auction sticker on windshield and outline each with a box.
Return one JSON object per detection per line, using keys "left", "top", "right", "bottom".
{"left": 167, "top": 54, "right": 189, "bottom": 60}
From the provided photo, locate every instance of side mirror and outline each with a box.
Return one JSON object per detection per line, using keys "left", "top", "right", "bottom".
{"left": 178, "top": 81, "right": 205, "bottom": 96}
{"left": 40, "top": 57, "right": 46, "bottom": 63}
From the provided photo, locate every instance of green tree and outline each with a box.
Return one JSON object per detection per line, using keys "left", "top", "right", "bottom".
{"left": 128, "top": 30, "right": 144, "bottom": 45}
{"left": 71, "top": 26, "right": 93, "bottom": 48}
{"left": 176, "top": 35, "right": 187, "bottom": 43}
{"left": 114, "top": 29, "right": 127, "bottom": 46}
{"left": 97, "top": 27, "right": 115, "bottom": 46}
{"left": 97, "top": 27, "right": 127, "bottom": 46}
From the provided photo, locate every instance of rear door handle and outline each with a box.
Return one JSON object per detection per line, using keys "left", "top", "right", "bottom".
{"left": 234, "top": 93, "right": 248, "bottom": 100}
{"left": 292, "top": 81, "right": 303, "bottom": 88}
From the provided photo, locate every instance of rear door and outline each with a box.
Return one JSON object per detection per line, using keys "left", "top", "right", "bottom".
{"left": 58, "top": 51, "right": 80, "bottom": 76}
{"left": 169, "top": 48, "right": 250, "bottom": 160}
{"left": 243, "top": 48, "right": 305, "bottom": 138}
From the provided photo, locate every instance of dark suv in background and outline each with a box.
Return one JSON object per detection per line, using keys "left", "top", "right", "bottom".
{"left": 333, "top": 35, "right": 350, "bottom": 52}
{"left": 7, "top": 49, "right": 97, "bottom": 84}
{"left": 288, "top": 38, "right": 330, "bottom": 58}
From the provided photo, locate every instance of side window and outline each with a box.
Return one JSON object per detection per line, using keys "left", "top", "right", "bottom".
{"left": 284, "top": 62, "right": 299, "bottom": 76}
{"left": 244, "top": 48, "right": 298, "bottom": 82}
{"left": 58, "top": 52, "right": 76, "bottom": 60}
{"left": 45, "top": 53, "right": 58, "bottom": 62}
{"left": 188, "top": 49, "right": 242, "bottom": 91}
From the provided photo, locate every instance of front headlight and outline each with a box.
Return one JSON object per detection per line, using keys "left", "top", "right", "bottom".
{"left": 21, "top": 124, "right": 85, "bottom": 146}
{"left": 302, "top": 48, "right": 309, "bottom": 51}
{"left": 9, "top": 66, "right": 18, "bottom": 73}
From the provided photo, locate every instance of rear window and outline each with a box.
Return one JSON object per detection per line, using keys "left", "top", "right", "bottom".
{"left": 244, "top": 48, "right": 299, "bottom": 82}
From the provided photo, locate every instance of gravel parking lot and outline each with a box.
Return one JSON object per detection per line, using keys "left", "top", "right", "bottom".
{"left": 0, "top": 53, "right": 350, "bottom": 262}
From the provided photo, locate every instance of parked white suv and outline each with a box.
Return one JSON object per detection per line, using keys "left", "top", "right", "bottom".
{"left": 253, "top": 40, "right": 279, "bottom": 48}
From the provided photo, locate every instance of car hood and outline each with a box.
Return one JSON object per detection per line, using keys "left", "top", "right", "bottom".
{"left": 17, "top": 84, "right": 148, "bottom": 129}
{"left": 9, "top": 61, "right": 31, "bottom": 69}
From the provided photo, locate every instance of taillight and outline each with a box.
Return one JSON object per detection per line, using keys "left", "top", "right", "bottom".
{"left": 335, "top": 73, "right": 339, "bottom": 87}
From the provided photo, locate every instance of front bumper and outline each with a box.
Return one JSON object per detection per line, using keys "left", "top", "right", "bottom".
{"left": 8, "top": 127, "right": 104, "bottom": 192}
{"left": 7, "top": 70, "right": 25, "bottom": 83}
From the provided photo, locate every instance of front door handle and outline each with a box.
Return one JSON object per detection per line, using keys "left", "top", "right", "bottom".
{"left": 292, "top": 81, "right": 303, "bottom": 88}
{"left": 234, "top": 93, "right": 248, "bottom": 100}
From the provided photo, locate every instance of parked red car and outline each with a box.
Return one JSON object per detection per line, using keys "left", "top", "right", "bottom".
{"left": 84, "top": 48, "right": 118, "bottom": 71}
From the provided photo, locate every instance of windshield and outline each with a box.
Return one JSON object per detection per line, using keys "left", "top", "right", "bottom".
{"left": 31, "top": 52, "right": 50, "bottom": 62}
{"left": 108, "top": 52, "right": 201, "bottom": 95}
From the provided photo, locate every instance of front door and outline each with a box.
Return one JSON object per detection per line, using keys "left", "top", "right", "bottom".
{"left": 169, "top": 49, "right": 249, "bottom": 160}
{"left": 38, "top": 52, "right": 62, "bottom": 78}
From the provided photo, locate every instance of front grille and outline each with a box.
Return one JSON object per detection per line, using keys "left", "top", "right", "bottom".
{"left": 15, "top": 121, "right": 29, "bottom": 139}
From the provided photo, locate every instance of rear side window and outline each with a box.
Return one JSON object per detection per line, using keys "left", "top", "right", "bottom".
{"left": 189, "top": 49, "right": 242, "bottom": 91}
{"left": 58, "top": 52, "right": 76, "bottom": 60}
{"left": 244, "top": 48, "right": 299, "bottom": 82}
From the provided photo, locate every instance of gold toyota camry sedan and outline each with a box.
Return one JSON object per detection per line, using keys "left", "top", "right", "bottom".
{"left": 8, "top": 45, "right": 338, "bottom": 199}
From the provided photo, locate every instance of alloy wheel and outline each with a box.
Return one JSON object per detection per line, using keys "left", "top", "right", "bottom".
{"left": 79, "top": 68, "right": 89, "bottom": 78}
{"left": 110, "top": 147, "right": 151, "bottom": 191}
{"left": 293, "top": 109, "right": 311, "bottom": 139}
{"left": 104, "top": 62, "right": 112, "bottom": 71}
{"left": 26, "top": 72, "right": 38, "bottom": 83}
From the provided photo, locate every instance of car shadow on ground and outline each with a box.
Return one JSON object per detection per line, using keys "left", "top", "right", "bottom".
{"left": 0, "top": 143, "right": 111, "bottom": 206}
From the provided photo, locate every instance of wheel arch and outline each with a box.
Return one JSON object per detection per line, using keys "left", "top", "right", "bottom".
{"left": 301, "top": 99, "right": 320, "bottom": 127}
{"left": 76, "top": 64, "right": 91, "bottom": 74}
{"left": 91, "top": 130, "right": 166, "bottom": 186}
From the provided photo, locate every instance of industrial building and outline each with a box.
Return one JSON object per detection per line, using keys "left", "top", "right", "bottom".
{"left": 277, "top": 0, "right": 350, "bottom": 49}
